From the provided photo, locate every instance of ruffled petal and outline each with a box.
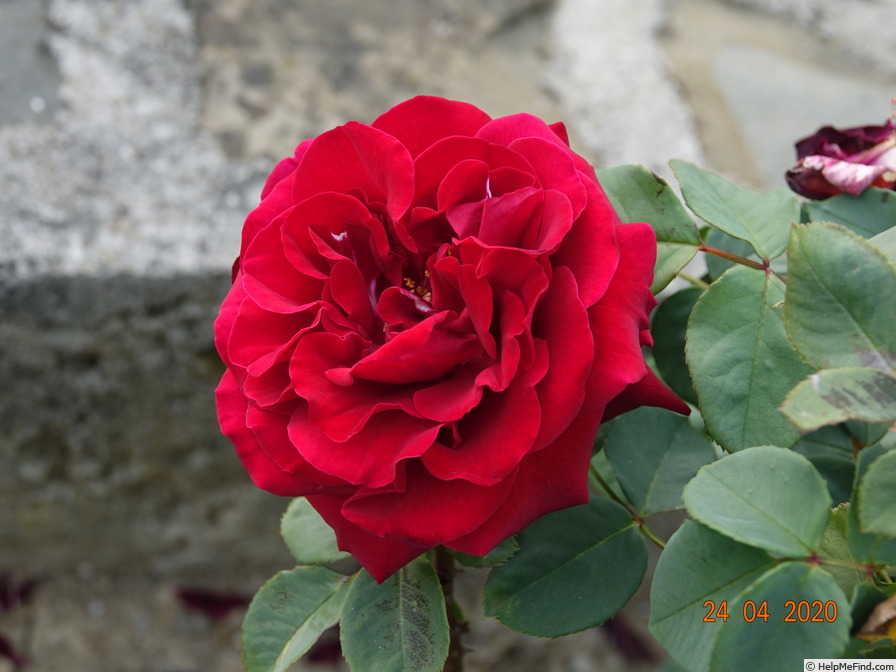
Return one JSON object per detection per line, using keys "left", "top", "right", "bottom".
{"left": 341, "top": 460, "right": 516, "bottom": 547}
{"left": 446, "top": 410, "right": 598, "bottom": 556}
{"left": 306, "top": 493, "right": 426, "bottom": 583}
{"left": 372, "top": 95, "right": 492, "bottom": 159}
{"left": 215, "top": 370, "right": 319, "bottom": 496}
{"left": 292, "top": 122, "right": 415, "bottom": 223}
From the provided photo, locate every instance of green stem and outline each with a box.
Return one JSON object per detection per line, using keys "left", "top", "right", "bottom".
{"left": 589, "top": 464, "right": 667, "bottom": 549}
{"left": 677, "top": 271, "right": 710, "bottom": 290}
{"left": 638, "top": 522, "right": 667, "bottom": 550}
{"left": 435, "top": 546, "right": 465, "bottom": 672}
{"left": 589, "top": 463, "right": 628, "bottom": 509}
{"left": 816, "top": 556, "right": 868, "bottom": 572}
{"left": 698, "top": 243, "right": 767, "bottom": 271}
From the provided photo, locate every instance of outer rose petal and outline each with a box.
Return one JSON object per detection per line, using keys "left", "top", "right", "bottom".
{"left": 291, "top": 122, "right": 415, "bottom": 223}
{"left": 372, "top": 95, "right": 492, "bottom": 159}
{"left": 306, "top": 493, "right": 426, "bottom": 583}
{"left": 584, "top": 222, "right": 688, "bottom": 416}
{"left": 260, "top": 138, "right": 313, "bottom": 199}
{"left": 603, "top": 367, "right": 690, "bottom": 421}
{"left": 552, "top": 178, "right": 620, "bottom": 307}
{"left": 530, "top": 266, "right": 594, "bottom": 450}
{"left": 215, "top": 371, "right": 318, "bottom": 496}
{"left": 446, "top": 410, "right": 599, "bottom": 556}
{"left": 341, "top": 459, "right": 516, "bottom": 547}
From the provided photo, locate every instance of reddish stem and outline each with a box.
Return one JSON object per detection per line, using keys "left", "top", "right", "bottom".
{"left": 698, "top": 243, "right": 768, "bottom": 271}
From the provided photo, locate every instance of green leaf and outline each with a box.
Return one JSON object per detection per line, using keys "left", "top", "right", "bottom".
{"left": 242, "top": 566, "right": 350, "bottom": 672}
{"left": 484, "top": 497, "right": 646, "bottom": 637}
{"left": 671, "top": 159, "right": 798, "bottom": 260}
{"left": 851, "top": 582, "right": 890, "bottom": 636}
{"left": 805, "top": 187, "right": 896, "bottom": 238}
{"left": 682, "top": 446, "right": 831, "bottom": 557}
{"left": 785, "top": 222, "right": 896, "bottom": 375}
{"left": 649, "top": 520, "right": 776, "bottom": 672}
{"left": 847, "top": 446, "right": 896, "bottom": 564}
{"left": 781, "top": 368, "right": 896, "bottom": 432}
{"left": 604, "top": 406, "right": 714, "bottom": 514}
{"left": 597, "top": 164, "right": 700, "bottom": 292}
{"left": 793, "top": 426, "right": 857, "bottom": 505}
{"left": 858, "top": 449, "right": 896, "bottom": 538}
{"left": 871, "top": 226, "right": 896, "bottom": 265}
{"left": 686, "top": 265, "right": 812, "bottom": 451}
{"left": 845, "top": 419, "right": 892, "bottom": 448}
{"left": 281, "top": 497, "right": 351, "bottom": 565}
{"left": 450, "top": 536, "right": 518, "bottom": 568}
{"left": 710, "top": 563, "right": 851, "bottom": 672}
{"left": 652, "top": 287, "right": 701, "bottom": 405}
{"left": 818, "top": 504, "right": 864, "bottom": 598}
{"left": 341, "top": 558, "right": 449, "bottom": 672}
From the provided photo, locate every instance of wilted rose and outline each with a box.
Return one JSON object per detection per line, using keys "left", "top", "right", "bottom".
{"left": 214, "top": 96, "right": 688, "bottom": 581}
{"left": 785, "top": 119, "right": 896, "bottom": 199}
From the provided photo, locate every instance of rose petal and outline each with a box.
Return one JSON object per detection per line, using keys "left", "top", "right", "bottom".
{"left": 421, "top": 380, "right": 542, "bottom": 486}
{"left": 447, "top": 410, "right": 598, "bottom": 556}
{"left": 341, "top": 459, "right": 516, "bottom": 546}
{"left": 288, "top": 405, "right": 439, "bottom": 488}
{"left": 584, "top": 222, "right": 657, "bottom": 415}
{"left": 551, "top": 177, "right": 621, "bottom": 307}
{"left": 261, "top": 138, "right": 313, "bottom": 199}
{"left": 215, "top": 371, "right": 321, "bottom": 496}
{"left": 412, "top": 369, "right": 484, "bottom": 422}
{"left": 350, "top": 314, "right": 482, "bottom": 385}
{"left": 292, "top": 122, "right": 414, "bottom": 223}
{"left": 290, "top": 332, "right": 419, "bottom": 441}
{"left": 371, "top": 95, "right": 492, "bottom": 158}
{"left": 602, "top": 367, "right": 691, "bottom": 421}
{"left": 241, "top": 215, "right": 324, "bottom": 313}
{"left": 413, "top": 136, "right": 532, "bottom": 210}
{"left": 531, "top": 266, "right": 594, "bottom": 450}
{"left": 306, "top": 493, "right": 426, "bottom": 583}
{"left": 821, "top": 157, "right": 890, "bottom": 196}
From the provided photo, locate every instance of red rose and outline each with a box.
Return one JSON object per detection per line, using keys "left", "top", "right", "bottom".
{"left": 785, "top": 119, "right": 896, "bottom": 199}
{"left": 215, "top": 96, "right": 688, "bottom": 581}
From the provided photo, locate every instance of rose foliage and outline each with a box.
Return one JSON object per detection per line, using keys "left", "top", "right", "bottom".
{"left": 215, "top": 96, "right": 688, "bottom": 582}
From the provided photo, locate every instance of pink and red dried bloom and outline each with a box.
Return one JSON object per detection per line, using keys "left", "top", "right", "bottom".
{"left": 215, "top": 96, "right": 687, "bottom": 581}
{"left": 786, "top": 119, "right": 896, "bottom": 199}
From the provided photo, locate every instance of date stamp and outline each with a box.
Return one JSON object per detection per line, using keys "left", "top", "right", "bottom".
{"left": 703, "top": 600, "right": 840, "bottom": 624}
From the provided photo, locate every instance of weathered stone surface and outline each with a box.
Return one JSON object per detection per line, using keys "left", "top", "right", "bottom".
{"left": 547, "top": 0, "right": 705, "bottom": 176}
{"left": 0, "top": 0, "right": 256, "bottom": 281}
{"left": 190, "top": 0, "right": 561, "bottom": 160}
{"left": 722, "top": 0, "right": 896, "bottom": 78}
{"left": 0, "top": 272, "right": 293, "bottom": 574}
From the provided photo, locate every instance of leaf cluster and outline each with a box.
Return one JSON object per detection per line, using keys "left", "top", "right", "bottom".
{"left": 240, "top": 165, "right": 896, "bottom": 672}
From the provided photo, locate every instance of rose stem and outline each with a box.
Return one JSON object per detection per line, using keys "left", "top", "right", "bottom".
{"left": 676, "top": 271, "right": 710, "bottom": 290}
{"left": 697, "top": 244, "right": 767, "bottom": 271}
{"left": 590, "top": 464, "right": 667, "bottom": 549}
{"left": 435, "top": 546, "right": 465, "bottom": 672}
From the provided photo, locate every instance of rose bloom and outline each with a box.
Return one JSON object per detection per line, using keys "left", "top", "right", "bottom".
{"left": 215, "top": 96, "right": 688, "bottom": 581}
{"left": 785, "top": 119, "right": 896, "bottom": 199}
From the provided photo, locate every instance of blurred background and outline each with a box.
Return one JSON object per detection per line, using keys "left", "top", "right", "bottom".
{"left": 1, "top": 0, "right": 893, "bottom": 670}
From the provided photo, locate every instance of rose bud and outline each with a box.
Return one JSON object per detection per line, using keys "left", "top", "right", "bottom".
{"left": 215, "top": 96, "right": 689, "bottom": 582}
{"left": 785, "top": 119, "right": 896, "bottom": 199}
